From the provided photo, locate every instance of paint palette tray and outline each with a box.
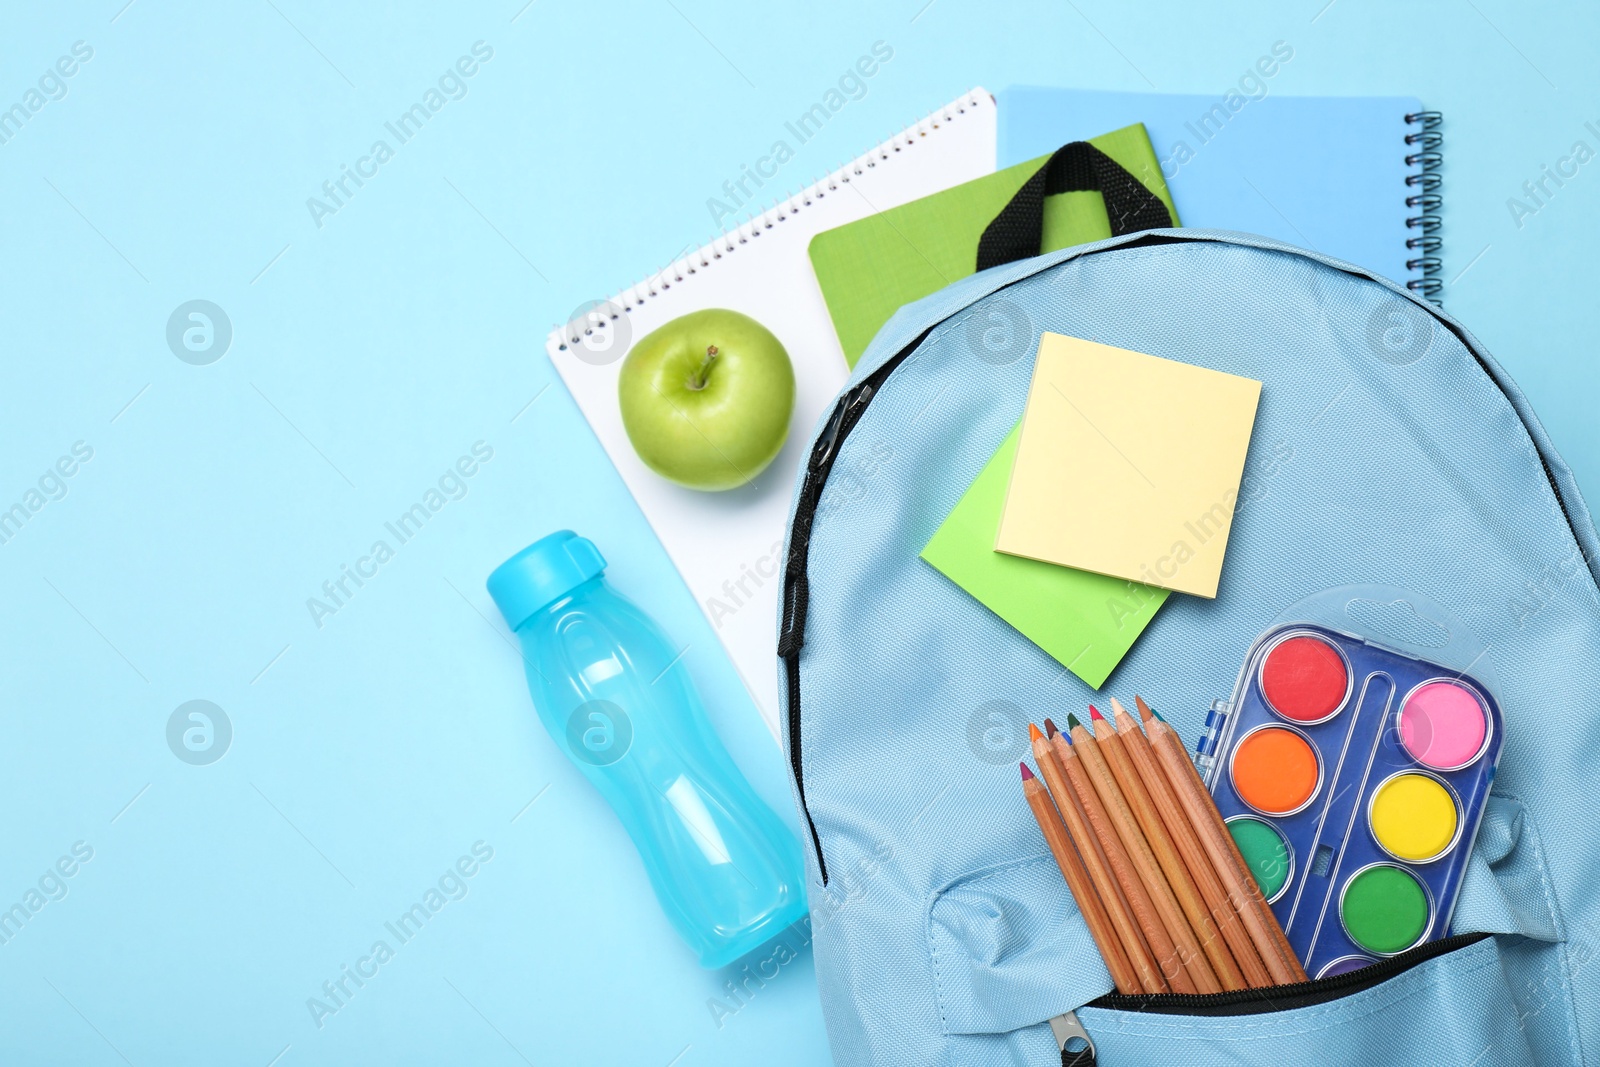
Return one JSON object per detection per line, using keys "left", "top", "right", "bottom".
{"left": 1198, "top": 622, "right": 1504, "bottom": 979}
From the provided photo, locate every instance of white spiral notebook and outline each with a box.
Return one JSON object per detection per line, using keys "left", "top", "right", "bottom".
{"left": 547, "top": 88, "right": 996, "bottom": 737}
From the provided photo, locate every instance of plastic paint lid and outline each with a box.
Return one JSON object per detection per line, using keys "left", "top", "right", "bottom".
{"left": 1231, "top": 726, "right": 1321, "bottom": 815}
{"left": 1318, "top": 955, "right": 1377, "bottom": 978}
{"left": 1227, "top": 817, "right": 1293, "bottom": 901}
{"left": 1370, "top": 773, "right": 1459, "bottom": 862}
{"left": 1341, "top": 865, "right": 1430, "bottom": 954}
{"left": 1260, "top": 634, "right": 1349, "bottom": 723}
{"left": 1399, "top": 681, "right": 1489, "bottom": 770}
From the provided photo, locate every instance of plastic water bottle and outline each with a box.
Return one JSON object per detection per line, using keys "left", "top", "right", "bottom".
{"left": 487, "top": 530, "right": 808, "bottom": 968}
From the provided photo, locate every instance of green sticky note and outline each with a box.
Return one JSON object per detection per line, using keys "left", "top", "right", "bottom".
{"left": 810, "top": 123, "right": 1178, "bottom": 368}
{"left": 920, "top": 426, "right": 1167, "bottom": 688}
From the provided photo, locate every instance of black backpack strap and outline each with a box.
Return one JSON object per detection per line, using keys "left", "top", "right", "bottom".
{"left": 976, "top": 142, "right": 1173, "bottom": 272}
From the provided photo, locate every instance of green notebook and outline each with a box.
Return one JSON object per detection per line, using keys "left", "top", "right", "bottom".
{"left": 809, "top": 122, "right": 1177, "bottom": 369}
{"left": 921, "top": 429, "right": 1167, "bottom": 689}
{"left": 808, "top": 122, "right": 1178, "bottom": 688}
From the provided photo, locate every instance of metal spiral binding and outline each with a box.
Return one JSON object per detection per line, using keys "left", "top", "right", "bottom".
{"left": 552, "top": 93, "right": 987, "bottom": 351}
{"left": 1404, "top": 111, "right": 1444, "bottom": 304}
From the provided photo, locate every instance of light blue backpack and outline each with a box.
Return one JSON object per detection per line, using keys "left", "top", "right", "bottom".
{"left": 776, "top": 230, "right": 1596, "bottom": 1065}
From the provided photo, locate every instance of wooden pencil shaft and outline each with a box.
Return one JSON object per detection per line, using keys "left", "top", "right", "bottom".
{"left": 1052, "top": 733, "right": 1195, "bottom": 994}
{"left": 1023, "top": 773, "right": 1141, "bottom": 995}
{"left": 1112, "top": 707, "right": 1273, "bottom": 989}
{"left": 1072, "top": 721, "right": 1221, "bottom": 994}
{"left": 1172, "top": 730, "right": 1307, "bottom": 984}
{"left": 1172, "top": 743, "right": 1300, "bottom": 983}
{"left": 1149, "top": 717, "right": 1307, "bottom": 984}
{"left": 1158, "top": 722, "right": 1304, "bottom": 984}
{"left": 1047, "top": 746, "right": 1167, "bottom": 996}
{"left": 1033, "top": 739, "right": 1167, "bottom": 995}
{"left": 1131, "top": 696, "right": 1303, "bottom": 982}
{"left": 1111, "top": 700, "right": 1268, "bottom": 979}
{"left": 1149, "top": 720, "right": 1294, "bottom": 979}
{"left": 1132, "top": 698, "right": 1290, "bottom": 975}
{"left": 1092, "top": 715, "right": 1244, "bottom": 992}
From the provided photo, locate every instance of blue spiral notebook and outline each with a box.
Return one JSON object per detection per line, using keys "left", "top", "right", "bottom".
{"left": 997, "top": 87, "right": 1441, "bottom": 300}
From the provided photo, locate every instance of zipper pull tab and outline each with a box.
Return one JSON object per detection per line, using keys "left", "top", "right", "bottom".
{"left": 812, "top": 383, "right": 875, "bottom": 472}
{"left": 1047, "top": 1011, "right": 1096, "bottom": 1067}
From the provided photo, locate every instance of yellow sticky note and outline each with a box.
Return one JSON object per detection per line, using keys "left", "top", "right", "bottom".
{"left": 996, "top": 333, "right": 1261, "bottom": 599}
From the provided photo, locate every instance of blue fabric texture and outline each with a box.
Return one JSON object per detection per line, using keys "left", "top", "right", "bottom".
{"left": 779, "top": 231, "right": 1596, "bottom": 1065}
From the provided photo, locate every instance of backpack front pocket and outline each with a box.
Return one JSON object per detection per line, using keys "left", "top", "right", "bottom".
{"left": 936, "top": 927, "right": 1538, "bottom": 1066}
{"left": 928, "top": 796, "right": 1575, "bottom": 1066}
{"left": 1077, "top": 935, "right": 1534, "bottom": 1065}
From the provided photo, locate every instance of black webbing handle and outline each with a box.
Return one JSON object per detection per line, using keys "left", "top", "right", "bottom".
{"left": 975, "top": 141, "right": 1174, "bottom": 272}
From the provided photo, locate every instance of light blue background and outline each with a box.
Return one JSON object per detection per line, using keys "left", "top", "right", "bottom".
{"left": 1, "top": 2, "right": 1595, "bottom": 1064}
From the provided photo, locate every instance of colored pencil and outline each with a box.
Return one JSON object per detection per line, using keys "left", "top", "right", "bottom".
{"left": 1092, "top": 703, "right": 1247, "bottom": 991}
{"left": 1108, "top": 698, "right": 1273, "bottom": 988}
{"left": 1046, "top": 719, "right": 1197, "bottom": 994}
{"left": 1030, "top": 726, "right": 1167, "bottom": 994}
{"left": 1137, "top": 698, "right": 1303, "bottom": 984}
{"left": 1135, "top": 696, "right": 1308, "bottom": 984}
{"left": 1020, "top": 761, "right": 1142, "bottom": 995}
{"left": 1068, "top": 712, "right": 1221, "bottom": 994}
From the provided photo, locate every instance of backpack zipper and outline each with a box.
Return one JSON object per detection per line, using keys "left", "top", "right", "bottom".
{"left": 1049, "top": 1010, "right": 1096, "bottom": 1066}
{"left": 1048, "top": 933, "right": 1488, "bottom": 1066}
{"left": 779, "top": 331, "right": 931, "bottom": 885}
{"left": 1088, "top": 931, "right": 1489, "bottom": 1016}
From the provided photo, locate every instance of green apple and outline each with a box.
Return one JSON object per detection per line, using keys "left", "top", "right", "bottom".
{"left": 618, "top": 308, "right": 796, "bottom": 491}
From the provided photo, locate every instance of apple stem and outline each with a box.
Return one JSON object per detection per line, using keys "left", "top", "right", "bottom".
{"left": 686, "top": 345, "right": 719, "bottom": 391}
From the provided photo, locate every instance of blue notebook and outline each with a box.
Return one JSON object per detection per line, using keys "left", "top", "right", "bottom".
{"left": 998, "top": 87, "right": 1439, "bottom": 299}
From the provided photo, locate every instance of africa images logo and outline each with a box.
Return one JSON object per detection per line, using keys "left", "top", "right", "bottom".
{"left": 166, "top": 700, "right": 232, "bottom": 766}
{"left": 166, "top": 300, "right": 233, "bottom": 365}
{"left": 566, "top": 700, "right": 632, "bottom": 766}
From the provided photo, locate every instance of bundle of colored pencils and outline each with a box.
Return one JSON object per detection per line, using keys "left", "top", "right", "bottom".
{"left": 1019, "top": 697, "right": 1309, "bottom": 995}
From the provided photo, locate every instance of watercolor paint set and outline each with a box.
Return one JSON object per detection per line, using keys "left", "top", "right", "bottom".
{"left": 1197, "top": 621, "right": 1504, "bottom": 979}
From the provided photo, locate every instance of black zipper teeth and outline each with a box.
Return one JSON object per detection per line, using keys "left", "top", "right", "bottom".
{"left": 784, "top": 649, "right": 826, "bottom": 883}
{"left": 780, "top": 331, "right": 933, "bottom": 886}
{"left": 1089, "top": 932, "right": 1490, "bottom": 1016}
{"left": 777, "top": 232, "right": 1598, "bottom": 893}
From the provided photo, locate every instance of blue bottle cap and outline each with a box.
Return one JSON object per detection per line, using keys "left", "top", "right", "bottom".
{"left": 487, "top": 530, "right": 606, "bottom": 630}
